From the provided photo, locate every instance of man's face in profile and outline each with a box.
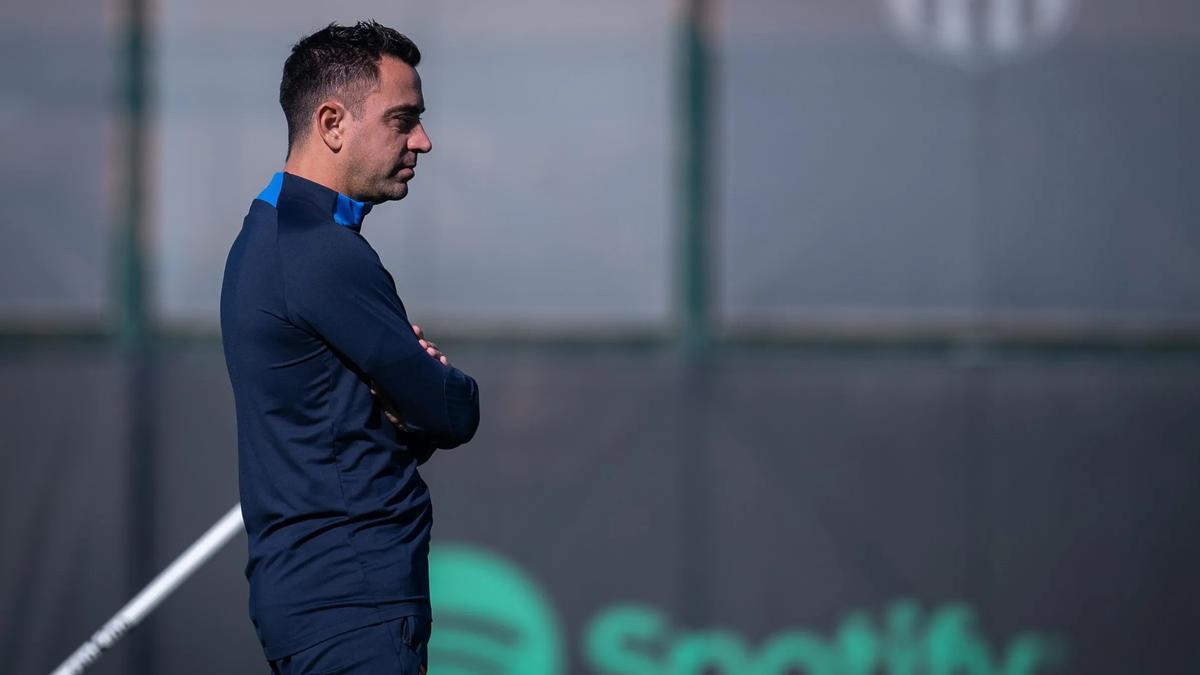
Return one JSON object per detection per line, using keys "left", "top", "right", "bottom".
{"left": 344, "top": 55, "right": 432, "bottom": 204}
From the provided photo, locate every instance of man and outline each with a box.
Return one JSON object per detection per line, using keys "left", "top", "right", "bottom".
{"left": 220, "top": 21, "right": 480, "bottom": 674}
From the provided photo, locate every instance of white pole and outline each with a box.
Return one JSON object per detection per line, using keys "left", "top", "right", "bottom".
{"left": 50, "top": 503, "right": 245, "bottom": 675}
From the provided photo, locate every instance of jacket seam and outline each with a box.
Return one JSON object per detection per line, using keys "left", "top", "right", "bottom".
{"left": 272, "top": 205, "right": 386, "bottom": 627}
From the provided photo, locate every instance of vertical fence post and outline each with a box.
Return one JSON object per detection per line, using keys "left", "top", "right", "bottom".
{"left": 677, "top": 0, "right": 715, "bottom": 358}
{"left": 112, "top": 0, "right": 154, "bottom": 671}
{"left": 675, "top": 0, "right": 718, "bottom": 632}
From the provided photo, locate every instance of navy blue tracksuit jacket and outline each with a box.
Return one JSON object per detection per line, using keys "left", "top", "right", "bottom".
{"left": 220, "top": 171, "right": 480, "bottom": 660}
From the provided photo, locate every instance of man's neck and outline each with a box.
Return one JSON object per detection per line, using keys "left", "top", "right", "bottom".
{"left": 282, "top": 152, "right": 350, "bottom": 197}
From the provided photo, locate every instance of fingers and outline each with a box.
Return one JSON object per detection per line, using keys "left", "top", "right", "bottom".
{"left": 413, "top": 324, "right": 449, "bottom": 364}
{"left": 418, "top": 339, "right": 446, "bottom": 364}
{"left": 368, "top": 380, "right": 403, "bottom": 426}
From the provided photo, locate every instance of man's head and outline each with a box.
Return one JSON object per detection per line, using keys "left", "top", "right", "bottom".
{"left": 280, "top": 21, "right": 432, "bottom": 203}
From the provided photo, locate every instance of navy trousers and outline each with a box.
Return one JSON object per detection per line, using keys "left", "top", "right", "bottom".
{"left": 268, "top": 615, "right": 430, "bottom": 674}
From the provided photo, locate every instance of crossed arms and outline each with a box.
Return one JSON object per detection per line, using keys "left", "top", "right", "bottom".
{"left": 283, "top": 232, "right": 481, "bottom": 453}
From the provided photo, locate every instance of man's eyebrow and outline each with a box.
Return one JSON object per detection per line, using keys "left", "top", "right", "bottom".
{"left": 384, "top": 104, "right": 425, "bottom": 116}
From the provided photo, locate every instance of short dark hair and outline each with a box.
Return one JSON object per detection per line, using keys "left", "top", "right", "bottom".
{"left": 280, "top": 20, "right": 421, "bottom": 152}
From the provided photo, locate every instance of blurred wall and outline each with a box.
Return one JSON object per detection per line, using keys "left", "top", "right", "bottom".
{"left": 0, "top": 1, "right": 115, "bottom": 324}
{"left": 718, "top": 0, "right": 1200, "bottom": 334}
{"left": 153, "top": 1, "right": 674, "bottom": 332}
{"left": 4, "top": 347, "right": 1200, "bottom": 674}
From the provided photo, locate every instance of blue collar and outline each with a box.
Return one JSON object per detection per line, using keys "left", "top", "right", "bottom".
{"left": 256, "top": 172, "right": 374, "bottom": 231}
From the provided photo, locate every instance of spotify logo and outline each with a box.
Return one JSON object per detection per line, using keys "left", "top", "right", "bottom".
{"left": 584, "top": 603, "right": 1063, "bottom": 675}
{"left": 427, "top": 544, "right": 563, "bottom": 674}
{"left": 429, "top": 543, "right": 1062, "bottom": 675}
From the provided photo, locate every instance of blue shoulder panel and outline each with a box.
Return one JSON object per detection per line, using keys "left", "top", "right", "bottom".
{"left": 256, "top": 172, "right": 285, "bottom": 207}
{"left": 333, "top": 193, "right": 373, "bottom": 228}
{"left": 254, "top": 171, "right": 373, "bottom": 230}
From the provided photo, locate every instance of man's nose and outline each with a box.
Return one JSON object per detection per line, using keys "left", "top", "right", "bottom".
{"left": 410, "top": 123, "right": 432, "bottom": 154}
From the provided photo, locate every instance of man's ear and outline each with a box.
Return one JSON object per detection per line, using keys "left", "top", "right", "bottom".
{"left": 315, "top": 100, "right": 347, "bottom": 152}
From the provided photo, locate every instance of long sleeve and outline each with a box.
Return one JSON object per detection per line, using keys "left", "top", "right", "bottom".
{"left": 282, "top": 229, "right": 480, "bottom": 448}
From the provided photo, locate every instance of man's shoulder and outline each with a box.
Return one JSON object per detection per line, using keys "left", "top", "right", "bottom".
{"left": 274, "top": 218, "right": 385, "bottom": 294}
{"left": 274, "top": 207, "right": 371, "bottom": 255}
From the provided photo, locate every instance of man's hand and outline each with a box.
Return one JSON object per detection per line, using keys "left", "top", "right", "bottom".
{"left": 368, "top": 381, "right": 406, "bottom": 428}
{"left": 368, "top": 324, "right": 449, "bottom": 430}
{"left": 412, "top": 324, "right": 449, "bottom": 365}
